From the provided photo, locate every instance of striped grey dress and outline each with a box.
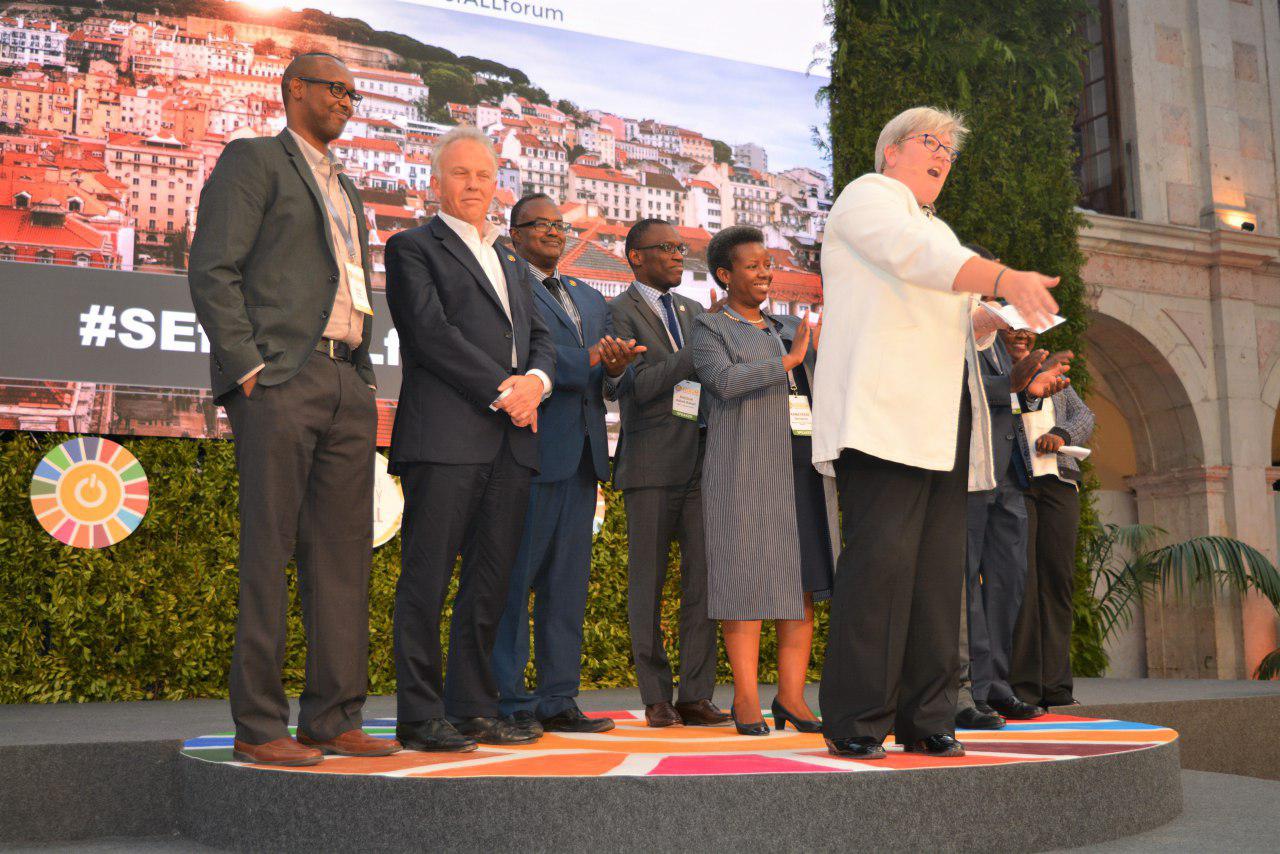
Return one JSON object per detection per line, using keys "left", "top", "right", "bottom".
{"left": 690, "top": 310, "right": 839, "bottom": 621}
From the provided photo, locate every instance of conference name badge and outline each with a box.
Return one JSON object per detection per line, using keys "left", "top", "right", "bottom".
{"left": 788, "top": 395, "right": 813, "bottom": 436}
{"left": 672, "top": 380, "right": 701, "bottom": 420}
{"left": 345, "top": 261, "right": 374, "bottom": 315}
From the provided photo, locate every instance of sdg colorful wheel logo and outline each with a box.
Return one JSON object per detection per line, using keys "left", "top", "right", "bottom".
{"left": 30, "top": 438, "right": 149, "bottom": 549}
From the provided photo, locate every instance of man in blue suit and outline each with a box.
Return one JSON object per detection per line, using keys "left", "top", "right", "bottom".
{"left": 491, "top": 194, "right": 645, "bottom": 735}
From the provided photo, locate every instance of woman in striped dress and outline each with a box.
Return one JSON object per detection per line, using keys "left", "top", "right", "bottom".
{"left": 690, "top": 225, "right": 839, "bottom": 736}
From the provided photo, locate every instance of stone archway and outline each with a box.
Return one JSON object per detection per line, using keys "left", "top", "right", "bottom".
{"left": 1084, "top": 308, "right": 1231, "bottom": 678}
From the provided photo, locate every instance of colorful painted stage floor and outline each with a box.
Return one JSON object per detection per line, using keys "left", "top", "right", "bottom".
{"left": 181, "top": 711, "right": 1177, "bottom": 779}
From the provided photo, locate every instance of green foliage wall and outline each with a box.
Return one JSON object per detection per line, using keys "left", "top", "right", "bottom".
{"left": 826, "top": 0, "right": 1106, "bottom": 673}
{"left": 1, "top": 430, "right": 824, "bottom": 702}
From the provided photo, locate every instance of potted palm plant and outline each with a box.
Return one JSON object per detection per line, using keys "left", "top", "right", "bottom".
{"left": 1079, "top": 524, "right": 1280, "bottom": 679}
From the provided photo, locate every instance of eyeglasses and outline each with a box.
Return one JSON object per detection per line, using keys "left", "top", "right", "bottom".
{"left": 513, "top": 218, "right": 570, "bottom": 234}
{"left": 901, "top": 133, "right": 958, "bottom": 163}
{"left": 635, "top": 242, "right": 689, "bottom": 256}
{"left": 294, "top": 76, "right": 363, "bottom": 105}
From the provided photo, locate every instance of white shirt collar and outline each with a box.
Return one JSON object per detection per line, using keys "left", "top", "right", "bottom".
{"left": 439, "top": 209, "right": 500, "bottom": 247}
{"left": 286, "top": 127, "right": 339, "bottom": 174}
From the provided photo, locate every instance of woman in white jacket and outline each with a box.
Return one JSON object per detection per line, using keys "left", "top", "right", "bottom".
{"left": 813, "top": 106, "right": 1061, "bottom": 759}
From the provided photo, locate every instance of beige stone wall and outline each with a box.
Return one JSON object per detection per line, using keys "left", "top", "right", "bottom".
{"left": 1112, "top": 0, "right": 1280, "bottom": 234}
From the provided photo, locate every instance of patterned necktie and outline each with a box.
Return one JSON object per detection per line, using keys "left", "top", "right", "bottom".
{"left": 658, "top": 292, "right": 683, "bottom": 349}
{"left": 544, "top": 276, "right": 581, "bottom": 337}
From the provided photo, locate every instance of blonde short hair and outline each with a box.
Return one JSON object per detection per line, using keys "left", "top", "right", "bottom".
{"left": 432, "top": 124, "right": 498, "bottom": 171}
{"left": 874, "top": 106, "right": 969, "bottom": 173}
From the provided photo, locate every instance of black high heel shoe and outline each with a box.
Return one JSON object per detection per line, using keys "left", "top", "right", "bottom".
{"left": 731, "top": 706, "right": 770, "bottom": 736}
{"left": 771, "top": 698, "right": 822, "bottom": 733}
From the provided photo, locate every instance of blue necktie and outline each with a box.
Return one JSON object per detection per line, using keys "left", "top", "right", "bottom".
{"left": 659, "top": 293, "right": 683, "bottom": 349}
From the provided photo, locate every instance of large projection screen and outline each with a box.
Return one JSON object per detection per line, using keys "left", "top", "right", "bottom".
{"left": 0, "top": 0, "right": 831, "bottom": 441}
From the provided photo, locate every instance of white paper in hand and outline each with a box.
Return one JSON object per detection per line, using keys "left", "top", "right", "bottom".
{"left": 981, "top": 301, "right": 1066, "bottom": 334}
{"left": 1059, "top": 445, "right": 1092, "bottom": 461}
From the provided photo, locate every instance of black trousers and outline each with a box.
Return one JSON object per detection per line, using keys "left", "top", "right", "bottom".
{"left": 1011, "top": 475, "right": 1081, "bottom": 706}
{"left": 622, "top": 447, "right": 717, "bottom": 706}
{"left": 820, "top": 382, "right": 971, "bottom": 744}
{"left": 394, "top": 435, "right": 533, "bottom": 721}
{"left": 222, "top": 352, "right": 376, "bottom": 745}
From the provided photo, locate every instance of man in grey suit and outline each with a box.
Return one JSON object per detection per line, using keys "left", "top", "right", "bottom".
{"left": 188, "top": 53, "right": 400, "bottom": 766}
{"left": 609, "top": 219, "right": 728, "bottom": 729}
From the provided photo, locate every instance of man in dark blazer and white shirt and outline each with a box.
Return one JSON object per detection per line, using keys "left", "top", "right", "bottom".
{"left": 491, "top": 194, "right": 643, "bottom": 737}
{"left": 188, "top": 53, "right": 399, "bottom": 766}
{"left": 609, "top": 219, "right": 729, "bottom": 729}
{"left": 385, "top": 126, "right": 555, "bottom": 751}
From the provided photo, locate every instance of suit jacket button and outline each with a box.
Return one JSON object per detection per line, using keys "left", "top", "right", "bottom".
{"left": 504, "top": 331, "right": 512, "bottom": 339}
{"left": 321, "top": 310, "right": 329, "bottom": 318}
{"left": 1005, "top": 434, "right": 1015, "bottom": 441}
{"left": 329, "top": 273, "right": 338, "bottom": 283}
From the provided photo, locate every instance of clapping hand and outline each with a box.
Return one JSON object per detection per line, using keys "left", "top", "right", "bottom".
{"left": 590, "top": 335, "right": 647, "bottom": 377}
{"left": 1010, "top": 349, "right": 1049, "bottom": 393}
{"left": 783, "top": 309, "right": 812, "bottom": 371}
{"left": 1026, "top": 361, "right": 1070, "bottom": 398}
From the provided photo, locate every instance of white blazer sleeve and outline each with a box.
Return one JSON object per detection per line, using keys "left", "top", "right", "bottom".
{"left": 829, "top": 175, "right": 977, "bottom": 292}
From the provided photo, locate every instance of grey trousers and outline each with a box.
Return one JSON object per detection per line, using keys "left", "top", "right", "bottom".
{"left": 222, "top": 352, "right": 377, "bottom": 745}
{"left": 964, "top": 478, "right": 1029, "bottom": 706}
{"left": 623, "top": 461, "right": 718, "bottom": 706}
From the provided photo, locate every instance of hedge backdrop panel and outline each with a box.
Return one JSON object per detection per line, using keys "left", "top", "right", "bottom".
{"left": 0, "top": 431, "right": 826, "bottom": 702}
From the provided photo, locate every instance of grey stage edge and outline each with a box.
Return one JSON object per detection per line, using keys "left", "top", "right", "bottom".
{"left": 176, "top": 741, "right": 1182, "bottom": 853}
{"left": 3, "top": 677, "right": 1277, "bottom": 850}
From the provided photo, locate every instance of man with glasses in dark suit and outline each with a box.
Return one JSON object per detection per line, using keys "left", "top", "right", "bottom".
{"left": 609, "top": 219, "right": 729, "bottom": 729}
{"left": 189, "top": 52, "right": 399, "bottom": 766}
{"left": 491, "top": 194, "right": 644, "bottom": 737}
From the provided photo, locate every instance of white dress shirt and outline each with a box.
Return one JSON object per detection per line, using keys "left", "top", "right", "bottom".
{"left": 437, "top": 210, "right": 550, "bottom": 398}
{"left": 811, "top": 172, "right": 996, "bottom": 491}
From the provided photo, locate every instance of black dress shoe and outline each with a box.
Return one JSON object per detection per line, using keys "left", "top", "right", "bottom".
{"left": 989, "top": 697, "right": 1047, "bottom": 720}
{"left": 956, "top": 706, "right": 1006, "bottom": 730}
{"left": 1043, "top": 696, "right": 1080, "bottom": 708}
{"left": 454, "top": 716, "right": 540, "bottom": 745}
{"left": 505, "top": 710, "right": 544, "bottom": 739}
{"left": 675, "top": 699, "right": 732, "bottom": 726}
{"left": 771, "top": 698, "right": 822, "bottom": 733}
{"left": 976, "top": 702, "right": 999, "bottom": 715}
{"left": 731, "top": 705, "right": 770, "bottom": 736}
{"left": 645, "top": 702, "right": 682, "bottom": 728}
{"left": 396, "top": 718, "right": 478, "bottom": 753}
{"left": 824, "top": 735, "right": 886, "bottom": 760}
{"left": 540, "top": 705, "right": 615, "bottom": 733}
{"left": 903, "top": 733, "right": 966, "bottom": 757}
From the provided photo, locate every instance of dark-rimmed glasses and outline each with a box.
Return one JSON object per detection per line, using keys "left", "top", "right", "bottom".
{"left": 901, "top": 133, "right": 958, "bottom": 163}
{"left": 513, "top": 218, "right": 570, "bottom": 234}
{"left": 635, "top": 242, "right": 689, "bottom": 256}
{"left": 294, "top": 76, "right": 364, "bottom": 105}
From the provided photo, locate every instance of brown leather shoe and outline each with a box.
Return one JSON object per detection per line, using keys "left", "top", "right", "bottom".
{"left": 297, "top": 728, "right": 402, "bottom": 757}
{"left": 645, "top": 701, "right": 682, "bottom": 728}
{"left": 675, "top": 699, "right": 732, "bottom": 726}
{"left": 232, "top": 737, "right": 323, "bottom": 767}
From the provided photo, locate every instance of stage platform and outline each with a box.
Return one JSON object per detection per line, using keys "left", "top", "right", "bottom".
{"left": 3, "top": 678, "right": 1278, "bottom": 852}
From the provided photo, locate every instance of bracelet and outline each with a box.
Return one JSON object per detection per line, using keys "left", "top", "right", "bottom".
{"left": 993, "top": 266, "right": 1008, "bottom": 297}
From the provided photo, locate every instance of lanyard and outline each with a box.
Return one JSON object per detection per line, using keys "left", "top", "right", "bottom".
{"left": 319, "top": 162, "right": 358, "bottom": 260}
{"left": 724, "top": 307, "right": 798, "bottom": 393}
